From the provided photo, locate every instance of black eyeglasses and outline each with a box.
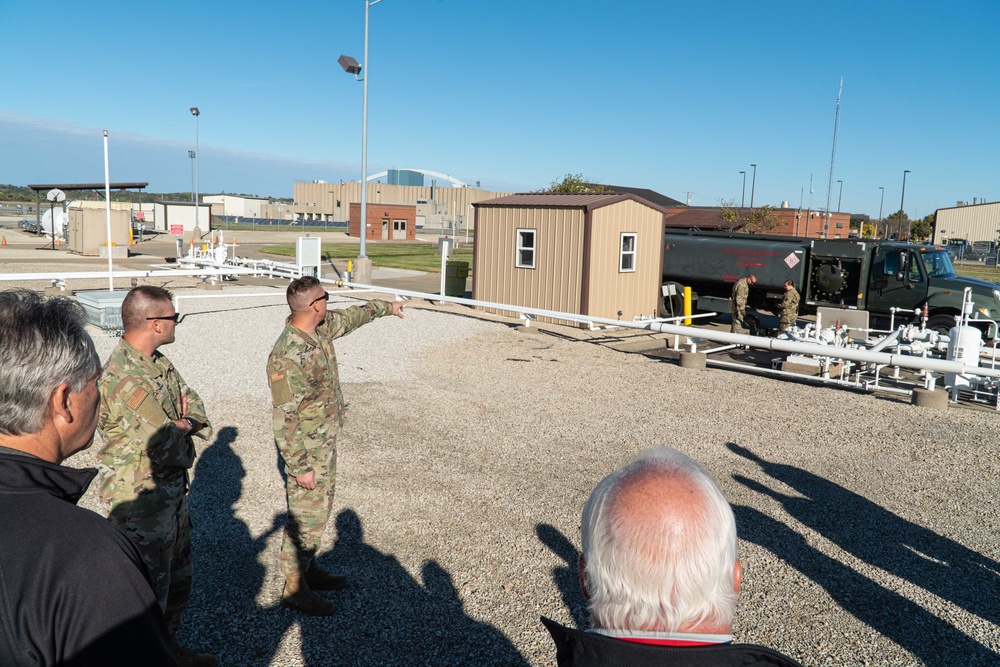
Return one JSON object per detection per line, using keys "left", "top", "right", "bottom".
{"left": 309, "top": 292, "right": 330, "bottom": 307}
{"left": 146, "top": 314, "right": 180, "bottom": 322}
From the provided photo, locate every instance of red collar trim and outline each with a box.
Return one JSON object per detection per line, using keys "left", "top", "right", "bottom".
{"left": 618, "top": 637, "right": 721, "bottom": 647}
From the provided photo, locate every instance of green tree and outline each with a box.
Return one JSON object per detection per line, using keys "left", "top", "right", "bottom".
{"left": 911, "top": 214, "right": 934, "bottom": 241}
{"left": 539, "top": 173, "right": 606, "bottom": 193}
{"left": 885, "top": 209, "right": 911, "bottom": 239}
{"left": 719, "top": 199, "right": 779, "bottom": 234}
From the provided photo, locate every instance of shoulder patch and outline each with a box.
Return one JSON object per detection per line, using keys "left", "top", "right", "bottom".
{"left": 270, "top": 373, "right": 294, "bottom": 406}
{"left": 126, "top": 387, "right": 149, "bottom": 410}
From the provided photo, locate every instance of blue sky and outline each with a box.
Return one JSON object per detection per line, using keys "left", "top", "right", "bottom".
{"left": 2, "top": 0, "right": 997, "bottom": 220}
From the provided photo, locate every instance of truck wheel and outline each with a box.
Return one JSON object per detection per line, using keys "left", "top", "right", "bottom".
{"left": 926, "top": 314, "right": 958, "bottom": 334}
{"left": 659, "top": 283, "right": 685, "bottom": 319}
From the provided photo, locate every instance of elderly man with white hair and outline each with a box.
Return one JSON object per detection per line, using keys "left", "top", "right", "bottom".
{"left": 542, "top": 447, "right": 805, "bottom": 666}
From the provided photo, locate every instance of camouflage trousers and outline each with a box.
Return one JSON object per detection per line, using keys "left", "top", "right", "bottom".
{"left": 109, "top": 492, "right": 192, "bottom": 633}
{"left": 731, "top": 307, "right": 747, "bottom": 334}
{"left": 281, "top": 445, "right": 338, "bottom": 578}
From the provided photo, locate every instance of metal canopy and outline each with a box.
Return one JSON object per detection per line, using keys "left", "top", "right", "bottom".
{"left": 28, "top": 182, "right": 149, "bottom": 237}
{"left": 27, "top": 182, "right": 149, "bottom": 192}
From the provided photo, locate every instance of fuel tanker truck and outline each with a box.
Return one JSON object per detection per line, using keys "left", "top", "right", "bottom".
{"left": 661, "top": 228, "right": 1000, "bottom": 336}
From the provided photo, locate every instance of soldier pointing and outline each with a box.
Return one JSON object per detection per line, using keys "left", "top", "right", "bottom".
{"left": 267, "top": 276, "right": 404, "bottom": 616}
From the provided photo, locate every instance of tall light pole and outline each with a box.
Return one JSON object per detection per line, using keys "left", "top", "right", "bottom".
{"left": 836, "top": 180, "right": 843, "bottom": 212}
{"left": 900, "top": 169, "right": 911, "bottom": 240}
{"left": 339, "top": 0, "right": 382, "bottom": 284}
{"left": 749, "top": 163, "right": 758, "bottom": 213}
{"left": 190, "top": 107, "right": 200, "bottom": 232}
{"left": 739, "top": 170, "right": 746, "bottom": 209}
{"left": 878, "top": 186, "right": 885, "bottom": 237}
{"left": 188, "top": 150, "right": 196, "bottom": 202}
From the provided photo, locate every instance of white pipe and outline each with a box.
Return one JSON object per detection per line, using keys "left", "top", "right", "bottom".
{"left": 334, "top": 280, "right": 1000, "bottom": 380}
{"left": 869, "top": 328, "right": 903, "bottom": 353}
{"left": 171, "top": 288, "right": 372, "bottom": 314}
{"left": 0, "top": 267, "right": 255, "bottom": 282}
{"left": 707, "top": 358, "right": 913, "bottom": 396}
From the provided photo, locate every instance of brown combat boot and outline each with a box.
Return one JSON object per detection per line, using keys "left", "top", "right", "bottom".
{"left": 170, "top": 633, "right": 219, "bottom": 667}
{"left": 304, "top": 563, "right": 349, "bottom": 591}
{"left": 281, "top": 572, "right": 335, "bottom": 616}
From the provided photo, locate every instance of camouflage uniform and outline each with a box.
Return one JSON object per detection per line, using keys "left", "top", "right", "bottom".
{"left": 776, "top": 285, "right": 800, "bottom": 334}
{"left": 97, "top": 339, "right": 212, "bottom": 633}
{"left": 267, "top": 299, "right": 395, "bottom": 579}
{"left": 730, "top": 277, "right": 751, "bottom": 334}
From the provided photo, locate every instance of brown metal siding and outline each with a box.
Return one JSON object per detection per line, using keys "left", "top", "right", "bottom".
{"left": 586, "top": 200, "right": 662, "bottom": 320}
{"left": 473, "top": 206, "right": 585, "bottom": 326}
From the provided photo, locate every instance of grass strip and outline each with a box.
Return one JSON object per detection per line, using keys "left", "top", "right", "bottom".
{"left": 260, "top": 243, "right": 474, "bottom": 274}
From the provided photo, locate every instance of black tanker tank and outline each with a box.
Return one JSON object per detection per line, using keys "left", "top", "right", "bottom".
{"left": 662, "top": 230, "right": 810, "bottom": 294}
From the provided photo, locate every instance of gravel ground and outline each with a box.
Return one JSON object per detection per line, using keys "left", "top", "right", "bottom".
{"left": 36, "top": 282, "right": 1000, "bottom": 666}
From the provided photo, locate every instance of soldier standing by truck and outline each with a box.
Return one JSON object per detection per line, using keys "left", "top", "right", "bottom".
{"left": 730, "top": 273, "right": 756, "bottom": 334}
{"left": 775, "top": 279, "right": 800, "bottom": 336}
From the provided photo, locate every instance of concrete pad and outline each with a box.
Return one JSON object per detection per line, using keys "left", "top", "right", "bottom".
{"left": 679, "top": 351, "right": 707, "bottom": 369}
{"left": 912, "top": 388, "right": 949, "bottom": 410}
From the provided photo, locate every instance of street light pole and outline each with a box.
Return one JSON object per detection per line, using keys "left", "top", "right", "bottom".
{"left": 190, "top": 107, "right": 200, "bottom": 234}
{"left": 837, "top": 180, "right": 843, "bottom": 212}
{"left": 739, "top": 170, "right": 746, "bottom": 209}
{"left": 900, "top": 169, "right": 911, "bottom": 240}
{"left": 878, "top": 186, "right": 885, "bottom": 237}
{"left": 339, "top": 1, "right": 382, "bottom": 284}
{"left": 358, "top": 1, "right": 381, "bottom": 261}
{"left": 749, "top": 164, "right": 757, "bottom": 211}
{"left": 188, "top": 150, "right": 196, "bottom": 202}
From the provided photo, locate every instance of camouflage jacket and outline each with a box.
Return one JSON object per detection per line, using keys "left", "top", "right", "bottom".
{"left": 267, "top": 300, "right": 394, "bottom": 476}
{"left": 731, "top": 278, "right": 750, "bottom": 311}
{"left": 97, "top": 340, "right": 212, "bottom": 513}
{"left": 778, "top": 286, "right": 800, "bottom": 322}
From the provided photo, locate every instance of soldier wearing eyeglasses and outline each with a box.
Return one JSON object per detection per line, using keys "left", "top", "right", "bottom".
{"left": 267, "top": 276, "right": 404, "bottom": 616}
{"left": 97, "top": 285, "right": 216, "bottom": 667}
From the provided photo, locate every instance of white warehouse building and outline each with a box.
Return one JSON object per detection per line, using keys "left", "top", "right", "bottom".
{"left": 933, "top": 200, "right": 1000, "bottom": 245}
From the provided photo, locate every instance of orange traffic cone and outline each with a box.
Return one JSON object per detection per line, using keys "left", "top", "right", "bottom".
{"left": 56, "top": 237, "right": 61, "bottom": 246}
{"left": 1, "top": 236, "right": 7, "bottom": 246}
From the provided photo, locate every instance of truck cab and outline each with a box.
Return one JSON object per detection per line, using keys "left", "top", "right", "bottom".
{"left": 869, "top": 244, "right": 1000, "bottom": 335}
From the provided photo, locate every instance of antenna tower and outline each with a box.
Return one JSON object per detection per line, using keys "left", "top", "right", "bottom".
{"left": 824, "top": 77, "right": 843, "bottom": 238}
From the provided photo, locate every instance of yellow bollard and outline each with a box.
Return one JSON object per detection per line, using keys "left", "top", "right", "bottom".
{"left": 683, "top": 286, "right": 692, "bottom": 326}
{"left": 347, "top": 259, "right": 353, "bottom": 274}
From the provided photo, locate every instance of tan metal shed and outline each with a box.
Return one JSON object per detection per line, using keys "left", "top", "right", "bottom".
{"left": 472, "top": 193, "right": 666, "bottom": 326}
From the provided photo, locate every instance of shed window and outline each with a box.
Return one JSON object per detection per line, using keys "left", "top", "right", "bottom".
{"left": 620, "top": 233, "right": 637, "bottom": 272}
{"left": 516, "top": 229, "right": 535, "bottom": 268}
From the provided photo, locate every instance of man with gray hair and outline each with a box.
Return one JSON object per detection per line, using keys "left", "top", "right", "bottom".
{"left": 0, "top": 289, "right": 174, "bottom": 666}
{"left": 542, "top": 447, "right": 804, "bottom": 666}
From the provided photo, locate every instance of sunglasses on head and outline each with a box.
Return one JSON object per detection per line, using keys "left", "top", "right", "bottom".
{"left": 309, "top": 292, "right": 330, "bottom": 307}
{"left": 146, "top": 313, "right": 180, "bottom": 322}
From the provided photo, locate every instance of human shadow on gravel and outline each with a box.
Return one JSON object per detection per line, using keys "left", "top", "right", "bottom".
{"left": 185, "top": 427, "right": 291, "bottom": 666}
{"left": 729, "top": 442, "right": 1000, "bottom": 666}
{"left": 296, "top": 509, "right": 530, "bottom": 666}
{"left": 535, "top": 523, "right": 589, "bottom": 629}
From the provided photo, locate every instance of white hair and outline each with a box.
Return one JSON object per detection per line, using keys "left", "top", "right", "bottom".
{"left": 580, "top": 447, "right": 739, "bottom": 632}
{"left": 0, "top": 290, "right": 100, "bottom": 436}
